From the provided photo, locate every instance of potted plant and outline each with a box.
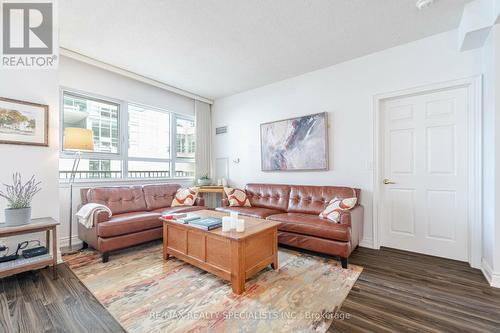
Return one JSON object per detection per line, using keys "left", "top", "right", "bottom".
{"left": 197, "top": 173, "right": 212, "bottom": 186}
{"left": 0, "top": 173, "right": 41, "bottom": 226}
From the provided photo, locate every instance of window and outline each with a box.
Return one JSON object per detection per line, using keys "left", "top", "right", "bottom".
{"left": 63, "top": 93, "right": 119, "bottom": 154}
{"left": 128, "top": 104, "right": 170, "bottom": 159}
{"left": 128, "top": 161, "right": 170, "bottom": 178}
{"left": 59, "top": 159, "right": 121, "bottom": 179}
{"left": 127, "top": 104, "right": 171, "bottom": 178}
{"left": 174, "top": 117, "right": 195, "bottom": 177}
{"left": 175, "top": 162, "right": 195, "bottom": 177}
{"left": 176, "top": 118, "right": 195, "bottom": 158}
{"left": 59, "top": 90, "right": 196, "bottom": 180}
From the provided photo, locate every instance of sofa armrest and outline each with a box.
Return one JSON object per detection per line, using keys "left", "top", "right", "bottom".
{"left": 78, "top": 209, "right": 110, "bottom": 250}
{"left": 339, "top": 205, "right": 364, "bottom": 248}
{"left": 94, "top": 210, "right": 111, "bottom": 223}
{"left": 221, "top": 198, "right": 229, "bottom": 207}
{"left": 195, "top": 194, "right": 205, "bottom": 207}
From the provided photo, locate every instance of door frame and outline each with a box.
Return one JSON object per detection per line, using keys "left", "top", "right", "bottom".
{"left": 372, "top": 76, "right": 482, "bottom": 268}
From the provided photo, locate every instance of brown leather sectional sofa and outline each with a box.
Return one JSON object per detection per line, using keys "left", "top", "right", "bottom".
{"left": 79, "top": 184, "right": 206, "bottom": 262}
{"left": 216, "top": 183, "right": 363, "bottom": 268}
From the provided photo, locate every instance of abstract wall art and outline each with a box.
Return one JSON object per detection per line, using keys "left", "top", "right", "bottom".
{"left": 260, "top": 112, "right": 328, "bottom": 171}
{"left": 0, "top": 97, "right": 48, "bottom": 146}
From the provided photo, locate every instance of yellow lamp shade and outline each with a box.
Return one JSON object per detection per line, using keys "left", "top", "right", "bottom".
{"left": 63, "top": 128, "right": 94, "bottom": 151}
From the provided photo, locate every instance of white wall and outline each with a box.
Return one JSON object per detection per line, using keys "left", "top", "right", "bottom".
{"left": 213, "top": 29, "right": 483, "bottom": 249}
{"left": 0, "top": 69, "right": 59, "bottom": 249}
{"left": 60, "top": 56, "right": 195, "bottom": 116}
{"left": 494, "top": 24, "right": 500, "bottom": 281}
{"left": 482, "top": 24, "right": 496, "bottom": 274}
{"left": 482, "top": 23, "right": 500, "bottom": 286}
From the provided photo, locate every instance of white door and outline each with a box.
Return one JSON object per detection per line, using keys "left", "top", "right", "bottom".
{"left": 380, "top": 86, "right": 468, "bottom": 261}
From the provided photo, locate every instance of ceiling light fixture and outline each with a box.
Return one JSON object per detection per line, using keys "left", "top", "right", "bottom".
{"left": 416, "top": 0, "right": 438, "bottom": 10}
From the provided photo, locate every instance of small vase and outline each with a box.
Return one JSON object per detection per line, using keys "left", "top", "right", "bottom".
{"left": 4, "top": 207, "right": 31, "bottom": 226}
{"left": 198, "top": 178, "right": 212, "bottom": 186}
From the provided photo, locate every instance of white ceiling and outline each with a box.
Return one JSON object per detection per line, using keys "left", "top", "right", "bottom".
{"left": 59, "top": 0, "right": 471, "bottom": 99}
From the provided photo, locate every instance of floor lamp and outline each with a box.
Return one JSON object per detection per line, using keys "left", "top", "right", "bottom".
{"left": 60, "top": 128, "right": 94, "bottom": 255}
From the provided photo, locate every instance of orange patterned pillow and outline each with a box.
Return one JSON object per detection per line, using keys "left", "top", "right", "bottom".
{"left": 171, "top": 187, "right": 199, "bottom": 207}
{"left": 320, "top": 197, "right": 357, "bottom": 223}
{"left": 224, "top": 187, "right": 251, "bottom": 207}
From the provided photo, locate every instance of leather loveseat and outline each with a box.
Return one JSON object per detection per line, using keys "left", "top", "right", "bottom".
{"left": 216, "top": 183, "right": 363, "bottom": 268}
{"left": 79, "top": 184, "right": 206, "bottom": 262}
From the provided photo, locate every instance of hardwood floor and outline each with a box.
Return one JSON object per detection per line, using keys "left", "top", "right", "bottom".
{"left": 0, "top": 264, "right": 124, "bottom": 333}
{"left": 330, "top": 247, "right": 500, "bottom": 333}
{"left": 0, "top": 247, "right": 498, "bottom": 333}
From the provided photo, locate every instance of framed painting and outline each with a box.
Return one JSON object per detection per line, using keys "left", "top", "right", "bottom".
{"left": 0, "top": 97, "right": 49, "bottom": 146}
{"left": 260, "top": 112, "right": 328, "bottom": 171}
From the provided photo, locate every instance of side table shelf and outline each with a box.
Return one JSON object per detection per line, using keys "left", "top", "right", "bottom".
{"left": 0, "top": 217, "right": 59, "bottom": 279}
{"left": 0, "top": 254, "right": 53, "bottom": 278}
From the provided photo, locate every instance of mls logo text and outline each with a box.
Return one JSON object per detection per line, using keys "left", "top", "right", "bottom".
{"left": 1, "top": 0, "right": 58, "bottom": 68}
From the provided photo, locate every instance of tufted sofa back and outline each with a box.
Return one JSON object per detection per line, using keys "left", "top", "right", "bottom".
{"left": 143, "top": 184, "right": 181, "bottom": 211}
{"left": 245, "top": 183, "right": 291, "bottom": 211}
{"left": 288, "top": 185, "right": 361, "bottom": 215}
{"left": 240, "top": 183, "right": 360, "bottom": 215}
{"left": 86, "top": 186, "right": 147, "bottom": 215}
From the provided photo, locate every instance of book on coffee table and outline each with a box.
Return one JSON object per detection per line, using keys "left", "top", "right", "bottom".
{"left": 176, "top": 216, "right": 201, "bottom": 224}
{"left": 161, "top": 213, "right": 188, "bottom": 220}
{"left": 188, "top": 217, "right": 222, "bottom": 231}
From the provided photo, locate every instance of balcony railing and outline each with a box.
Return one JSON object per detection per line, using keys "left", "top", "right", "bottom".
{"left": 59, "top": 170, "right": 194, "bottom": 180}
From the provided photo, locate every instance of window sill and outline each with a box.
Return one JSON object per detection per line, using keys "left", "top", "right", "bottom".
{"left": 59, "top": 177, "right": 195, "bottom": 188}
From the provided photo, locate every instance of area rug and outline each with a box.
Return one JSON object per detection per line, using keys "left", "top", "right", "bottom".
{"left": 65, "top": 241, "right": 362, "bottom": 333}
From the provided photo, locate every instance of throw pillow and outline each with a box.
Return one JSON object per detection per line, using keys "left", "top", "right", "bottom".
{"left": 171, "top": 187, "right": 199, "bottom": 207}
{"left": 319, "top": 197, "right": 357, "bottom": 223}
{"left": 224, "top": 187, "right": 251, "bottom": 207}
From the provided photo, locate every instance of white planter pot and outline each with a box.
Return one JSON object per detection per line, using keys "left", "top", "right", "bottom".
{"left": 4, "top": 207, "right": 31, "bottom": 226}
{"left": 198, "top": 179, "right": 212, "bottom": 186}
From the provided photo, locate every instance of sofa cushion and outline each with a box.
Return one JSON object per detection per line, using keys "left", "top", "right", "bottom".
{"left": 320, "top": 197, "right": 357, "bottom": 222}
{"left": 288, "top": 185, "right": 359, "bottom": 215}
{"left": 98, "top": 211, "right": 162, "bottom": 238}
{"left": 143, "top": 184, "right": 181, "bottom": 211}
{"left": 88, "top": 186, "right": 147, "bottom": 215}
{"left": 224, "top": 187, "right": 251, "bottom": 207}
{"left": 172, "top": 187, "right": 199, "bottom": 207}
{"left": 245, "top": 183, "right": 291, "bottom": 211}
{"left": 153, "top": 205, "right": 207, "bottom": 214}
{"left": 266, "top": 213, "right": 350, "bottom": 241}
{"left": 215, "top": 206, "right": 283, "bottom": 219}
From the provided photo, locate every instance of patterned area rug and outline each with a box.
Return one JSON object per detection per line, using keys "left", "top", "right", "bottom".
{"left": 65, "top": 241, "right": 362, "bottom": 333}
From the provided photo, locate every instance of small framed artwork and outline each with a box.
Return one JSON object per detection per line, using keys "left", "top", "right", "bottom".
{"left": 261, "top": 112, "right": 328, "bottom": 171}
{"left": 0, "top": 97, "right": 49, "bottom": 146}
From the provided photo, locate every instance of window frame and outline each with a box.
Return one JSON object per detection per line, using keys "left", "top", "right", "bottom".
{"left": 126, "top": 101, "right": 172, "bottom": 178}
{"left": 173, "top": 113, "right": 196, "bottom": 178}
{"left": 60, "top": 89, "right": 124, "bottom": 161}
{"left": 59, "top": 88, "right": 196, "bottom": 181}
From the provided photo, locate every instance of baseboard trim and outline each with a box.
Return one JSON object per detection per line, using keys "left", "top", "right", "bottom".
{"left": 58, "top": 235, "right": 83, "bottom": 248}
{"left": 481, "top": 258, "right": 500, "bottom": 288}
{"left": 359, "top": 237, "right": 374, "bottom": 249}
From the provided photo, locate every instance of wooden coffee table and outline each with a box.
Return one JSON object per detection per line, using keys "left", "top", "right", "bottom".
{"left": 162, "top": 210, "right": 280, "bottom": 294}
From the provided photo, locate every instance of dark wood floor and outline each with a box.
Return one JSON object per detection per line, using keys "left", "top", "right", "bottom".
{"left": 0, "top": 264, "right": 124, "bottom": 333}
{"left": 1, "top": 247, "right": 499, "bottom": 333}
{"left": 330, "top": 247, "right": 500, "bottom": 333}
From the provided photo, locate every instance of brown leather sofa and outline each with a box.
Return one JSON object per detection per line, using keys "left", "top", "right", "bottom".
{"left": 216, "top": 183, "right": 363, "bottom": 268}
{"left": 79, "top": 184, "right": 206, "bottom": 262}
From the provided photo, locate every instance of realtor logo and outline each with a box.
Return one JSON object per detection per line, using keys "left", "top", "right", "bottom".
{"left": 1, "top": 0, "right": 58, "bottom": 68}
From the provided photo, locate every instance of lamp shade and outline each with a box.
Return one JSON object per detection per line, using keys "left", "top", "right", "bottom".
{"left": 63, "top": 128, "right": 94, "bottom": 151}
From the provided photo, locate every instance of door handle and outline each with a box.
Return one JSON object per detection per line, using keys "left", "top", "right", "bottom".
{"left": 383, "top": 178, "right": 396, "bottom": 185}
